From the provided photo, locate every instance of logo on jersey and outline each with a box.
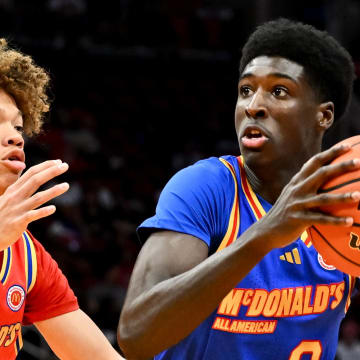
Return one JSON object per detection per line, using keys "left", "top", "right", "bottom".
{"left": 279, "top": 248, "right": 302, "bottom": 264}
{"left": 7, "top": 285, "right": 25, "bottom": 311}
{"left": 318, "top": 254, "right": 336, "bottom": 271}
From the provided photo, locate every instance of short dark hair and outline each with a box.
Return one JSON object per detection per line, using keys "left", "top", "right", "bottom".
{"left": 239, "top": 18, "right": 355, "bottom": 122}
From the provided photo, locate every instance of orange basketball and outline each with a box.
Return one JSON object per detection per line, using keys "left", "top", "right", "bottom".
{"left": 308, "top": 135, "right": 360, "bottom": 276}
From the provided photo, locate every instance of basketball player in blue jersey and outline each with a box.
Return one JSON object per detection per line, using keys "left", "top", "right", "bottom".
{"left": 118, "top": 19, "right": 358, "bottom": 359}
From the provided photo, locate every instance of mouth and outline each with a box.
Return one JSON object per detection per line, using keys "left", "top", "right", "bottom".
{"left": 241, "top": 126, "right": 269, "bottom": 149}
{"left": 3, "top": 151, "right": 25, "bottom": 162}
{"left": 2, "top": 150, "right": 26, "bottom": 172}
{"left": 244, "top": 128, "right": 264, "bottom": 138}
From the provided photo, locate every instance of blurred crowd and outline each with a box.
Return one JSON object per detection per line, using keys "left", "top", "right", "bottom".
{"left": 1, "top": 0, "right": 360, "bottom": 357}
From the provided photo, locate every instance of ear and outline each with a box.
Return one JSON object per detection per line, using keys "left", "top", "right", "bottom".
{"left": 317, "top": 101, "right": 334, "bottom": 130}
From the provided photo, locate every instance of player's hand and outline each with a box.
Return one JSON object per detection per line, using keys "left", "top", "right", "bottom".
{"left": 259, "top": 144, "right": 360, "bottom": 250}
{"left": 0, "top": 159, "right": 69, "bottom": 251}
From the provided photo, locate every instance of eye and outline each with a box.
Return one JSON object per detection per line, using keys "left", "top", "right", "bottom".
{"left": 239, "top": 85, "right": 254, "bottom": 97}
{"left": 272, "top": 86, "right": 288, "bottom": 98}
{"left": 14, "top": 125, "right": 24, "bottom": 133}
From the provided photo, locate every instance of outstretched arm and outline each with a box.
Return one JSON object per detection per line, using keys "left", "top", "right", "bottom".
{"left": 35, "top": 309, "right": 124, "bottom": 360}
{"left": 118, "top": 144, "right": 360, "bottom": 359}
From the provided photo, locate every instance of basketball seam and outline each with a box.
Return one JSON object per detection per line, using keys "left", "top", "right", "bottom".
{"left": 351, "top": 141, "right": 360, "bottom": 148}
{"left": 319, "top": 140, "right": 360, "bottom": 193}
{"left": 311, "top": 225, "right": 360, "bottom": 267}
{"left": 319, "top": 178, "right": 360, "bottom": 193}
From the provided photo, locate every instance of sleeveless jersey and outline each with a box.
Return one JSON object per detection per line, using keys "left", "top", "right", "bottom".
{"left": 0, "top": 230, "right": 78, "bottom": 359}
{"left": 138, "top": 155, "right": 355, "bottom": 360}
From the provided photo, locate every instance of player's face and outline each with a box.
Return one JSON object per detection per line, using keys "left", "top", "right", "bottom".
{"left": 235, "top": 56, "right": 323, "bottom": 171}
{"left": 0, "top": 88, "right": 25, "bottom": 195}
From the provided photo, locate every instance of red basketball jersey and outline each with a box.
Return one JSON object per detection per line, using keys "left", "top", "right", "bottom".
{"left": 0, "top": 230, "right": 78, "bottom": 358}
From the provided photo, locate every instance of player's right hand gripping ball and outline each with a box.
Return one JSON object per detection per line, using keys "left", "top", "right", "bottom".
{"left": 309, "top": 135, "right": 360, "bottom": 276}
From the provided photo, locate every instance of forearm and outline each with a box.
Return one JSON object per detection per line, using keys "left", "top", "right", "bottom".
{"left": 118, "top": 225, "right": 271, "bottom": 359}
{"left": 36, "top": 310, "right": 122, "bottom": 360}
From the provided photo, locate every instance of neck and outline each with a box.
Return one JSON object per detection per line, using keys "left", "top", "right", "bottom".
{"left": 243, "top": 149, "right": 318, "bottom": 204}
{"left": 244, "top": 164, "right": 287, "bottom": 204}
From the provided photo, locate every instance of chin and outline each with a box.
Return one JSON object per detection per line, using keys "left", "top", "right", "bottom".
{"left": 241, "top": 147, "right": 272, "bottom": 164}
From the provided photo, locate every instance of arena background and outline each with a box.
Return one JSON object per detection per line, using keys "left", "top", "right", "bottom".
{"left": 2, "top": 0, "right": 359, "bottom": 358}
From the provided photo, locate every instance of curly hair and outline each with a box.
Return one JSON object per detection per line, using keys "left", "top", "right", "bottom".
{"left": 0, "top": 38, "right": 50, "bottom": 136}
{"left": 239, "top": 18, "right": 355, "bottom": 122}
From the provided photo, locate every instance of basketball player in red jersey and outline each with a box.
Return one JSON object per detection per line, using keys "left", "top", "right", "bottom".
{"left": 0, "top": 40, "right": 124, "bottom": 359}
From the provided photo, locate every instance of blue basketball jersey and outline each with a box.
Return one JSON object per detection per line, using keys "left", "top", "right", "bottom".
{"left": 138, "top": 155, "right": 356, "bottom": 360}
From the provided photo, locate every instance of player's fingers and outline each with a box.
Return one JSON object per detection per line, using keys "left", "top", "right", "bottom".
{"left": 304, "top": 211, "right": 353, "bottom": 227}
{"left": 18, "top": 162, "right": 69, "bottom": 198}
{"left": 14, "top": 160, "right": 62, "bottom": 188}
{"left": 27, "top": 182, "right": 69, "bottom": 209}
{"left": 24, "top": 205, "right": 57, "bottom": 224}
{"left": 298, "top": 191, "right": 360, "bottom": 209}
{"left": 302, "top": 158, "right": 360, "bottom": 190}
{"left": 298, "top": 144, "right": 351, "bottom": 180}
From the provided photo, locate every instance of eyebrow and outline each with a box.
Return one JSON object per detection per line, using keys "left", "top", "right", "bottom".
{"left": 11, "top": 110, "right": 23, "bottom": 122}
{"left": 0, "top": 108, "right": 23, "bottom": 123}
{"left": 239, "top": 72, "right": 299, "bottom": 84}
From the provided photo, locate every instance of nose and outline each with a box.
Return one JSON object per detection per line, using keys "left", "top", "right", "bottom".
{"left": 3, "top": 129, "right": 24, "bottom": 148}
{"left": 245, "top": 91, "right": 268, "bottom": 119}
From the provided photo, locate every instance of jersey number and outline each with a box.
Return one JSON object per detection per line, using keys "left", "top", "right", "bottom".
{"left": 289, "top": 340, "right": 322, "bottom": 360}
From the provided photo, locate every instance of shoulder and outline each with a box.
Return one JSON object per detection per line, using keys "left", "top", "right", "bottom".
{"left": 22, "top": 230, "right": 63, "bottom": 286}
{"left": 22, "top": 231, "right": 79, "bottom": 325}
{"left": 23, "top": 230, "right": 51, "bottom": 262}
{"left": 166, "top": 156, "right": 238, "bottom": 191}
{"left": 156, "top": 155, "right": 239, "bottom": 211}
{"left": 185, "top": 155, "right": 237, "bottom": 176}
{"left": 138, "top": 156, "right": 240, "bottom": 245}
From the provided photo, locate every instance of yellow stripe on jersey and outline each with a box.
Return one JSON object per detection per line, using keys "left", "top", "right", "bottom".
{"left": 2, "top": 247, "right": 12, "bottom": 285}
{"left": 23, "top": 234, "right": 28, "bottom": 291}
{"left": 27, "top": 233, "right": 37, "bottom": 293}
{"left": 300, "top": 231, "right": 312, "bottom": 248}
{"left": 238, "top": 156, "right": 266, "bottom": 220}
{"left": 240, "top": 156, "right": 312, "bottom": 250}
{"left": 0, "top": 247, "right": 9, "bottom": 281}
{"left": 0, "top": 246, "right": 12, "bottom": 285}
{"left": 22, "top": 231, "right": 37, "bottom": 293}
{"left": 216, "top": 158, "right": 240, "bottom": 252}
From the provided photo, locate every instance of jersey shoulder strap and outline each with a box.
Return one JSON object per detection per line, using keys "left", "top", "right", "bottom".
{"left": 217, "top": 157, "right": 240, "bottom": 252}
{"left": 22, "top": 231, "right": 38, "bottom": 293}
